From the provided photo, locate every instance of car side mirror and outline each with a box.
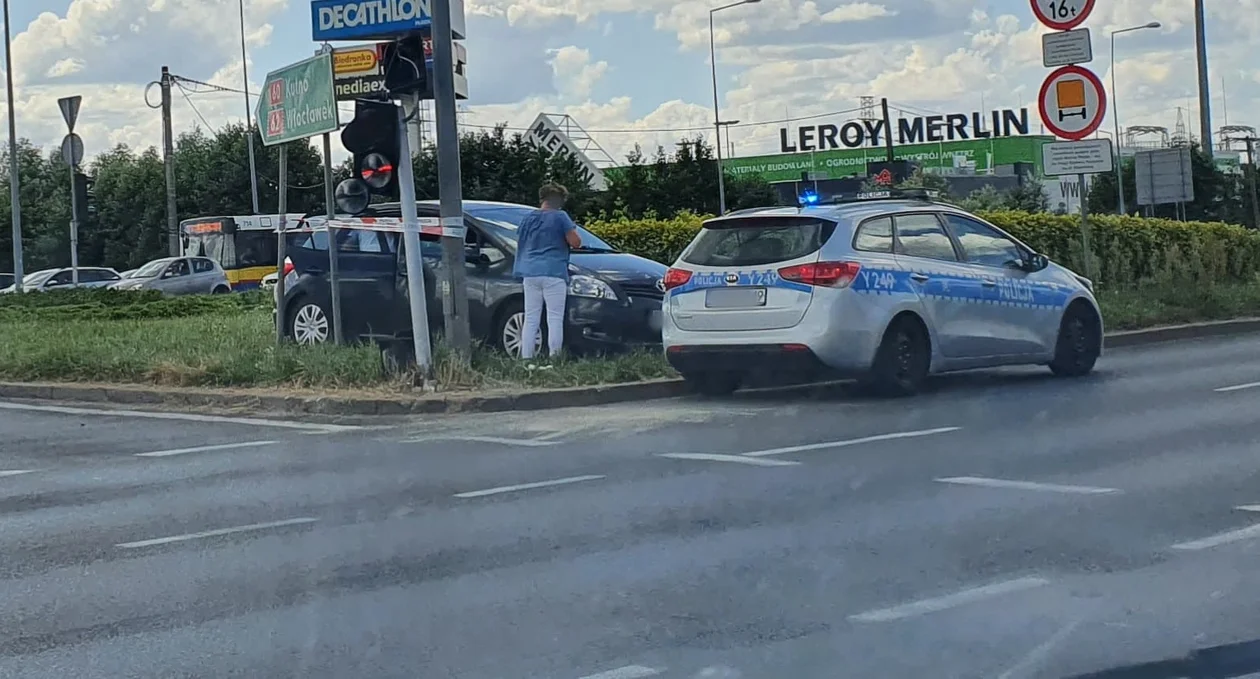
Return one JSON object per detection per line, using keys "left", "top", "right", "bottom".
{"left": 1013, "top": 253, "right": 1048, "bottom": 272}
{"left": 464, "top": 248, "right": 489, "bottom": 266}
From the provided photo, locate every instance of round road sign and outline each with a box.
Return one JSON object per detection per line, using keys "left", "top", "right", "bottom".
{"left": 60, "top": 133, "right": 84, "bottom": 167}
{"left": 1038, "top": 64, "right": 1107, "bottom": 141}
{"left": 1030, "top": 0, "right": 1095, "bottom": 31}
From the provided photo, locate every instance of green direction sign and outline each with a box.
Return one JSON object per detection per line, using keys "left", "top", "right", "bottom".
{"left": 257, "top": 53, "right": 339, "bottom": 146}
{"left": 722, "top": 136, "right": 1055, "bottom": 182}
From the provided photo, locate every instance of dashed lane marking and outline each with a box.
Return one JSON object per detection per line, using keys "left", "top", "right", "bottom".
{"left": 134, "top": 440, "right": 279, "bottom": 458}
{"left": 403, "top": 435, "right": 559, "bottom": 447}
{"left": 658, "top": 453, "right": 800, "bottom": 467}
{"left": 935, "top": 476, "right": 1120, "bottom": 495}
{"left": 453, "top": 475, "right": 605, "bottom": 499}
{"left": 1216, "top": 381, "right": 1260, "bottom": 393}
{"left": 0, "top": 401, "right": 359, "bottom": 433}
{"left": 116, "top": 517, "right": 320, "bottom": 549}
{"left": 741, "top": 426, "right": 961, "bottom": 458}
{"left": 576, "top": 666, "right": 661, "bottom": 679}
{"left": 1171, "top": 522, "right": 1260, "bottom": 551}
{"left": 850, "top": 577, "right": 1051, "bottom": 623}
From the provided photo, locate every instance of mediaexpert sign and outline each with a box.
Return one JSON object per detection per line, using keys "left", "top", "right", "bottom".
{"left": 311, "top": 0, "right": 467, "bottom": 41}
{"left": 778, "top": 107, "right": 1030, "bottom": 153}
{"left": 1038, "top": 65, "right": 1106, "bottom": 141}
{"left": 257, "top": 53, "right": 340, "bottom": 146}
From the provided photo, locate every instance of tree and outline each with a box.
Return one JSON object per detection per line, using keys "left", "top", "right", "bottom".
{"left": 1088, "top": 144, "right": 1251, "bottom": 226}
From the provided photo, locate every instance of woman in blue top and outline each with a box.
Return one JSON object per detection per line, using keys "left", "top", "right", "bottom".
{"left": 513, "top": 182, "right": 582, "bottom": 361}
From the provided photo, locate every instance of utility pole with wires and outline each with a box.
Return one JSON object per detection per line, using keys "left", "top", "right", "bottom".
{"left": 238, "top": 0, "right": 261, "bottom": 213}
{"left": 160, "top": 67, "right": 179, "bottom": 256}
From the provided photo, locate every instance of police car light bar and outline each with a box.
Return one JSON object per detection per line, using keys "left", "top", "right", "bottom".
{"left": 799, "top": 188, "right": 941, "bottom": 207}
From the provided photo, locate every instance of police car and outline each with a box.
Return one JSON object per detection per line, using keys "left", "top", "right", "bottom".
{"left": 661, "top": 189, "right": 1103, "bottom": 396}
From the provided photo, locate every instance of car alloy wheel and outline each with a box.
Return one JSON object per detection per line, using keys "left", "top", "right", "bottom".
{"left": 292, "top": 303, "right": 330, "bottom": 345}
{"left": 501, "top": 311, "right": 544, "bottom": 357}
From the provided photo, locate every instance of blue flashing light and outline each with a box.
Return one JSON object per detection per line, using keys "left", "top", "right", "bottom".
{"left": 799, "top": 191, "right": 820, "bottom": 206}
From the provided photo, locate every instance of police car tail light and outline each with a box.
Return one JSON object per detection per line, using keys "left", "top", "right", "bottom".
{"left": 778, "top": 261, "right": 861, "bottom": 288}
{"left": 663, "top": 268, "right": 693, "bottom": 291}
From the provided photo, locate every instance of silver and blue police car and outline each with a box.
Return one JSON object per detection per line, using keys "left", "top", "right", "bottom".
{"left": 661, "top": 189, "right": 1103, "bottom": 396}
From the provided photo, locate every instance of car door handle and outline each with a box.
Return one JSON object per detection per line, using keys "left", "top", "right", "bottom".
{"left": 910, "top": 273, "right": 930, "bottom": 283}
{"left": 981, "top": 278, "right": 997, "bottom": 287}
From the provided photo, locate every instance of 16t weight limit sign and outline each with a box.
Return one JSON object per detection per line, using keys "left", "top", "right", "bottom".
{"left": 1031, "top": 0, "right": 1095, "bottom": 30}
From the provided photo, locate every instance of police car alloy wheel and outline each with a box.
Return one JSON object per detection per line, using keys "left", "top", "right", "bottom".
{"left": 865, "top": 316, "right": 930, "bottom": 397}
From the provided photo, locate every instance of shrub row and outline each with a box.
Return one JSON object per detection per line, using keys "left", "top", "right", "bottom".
{"left": 0, "top": 288, "right": 272, "bottom": 321}
{"left": 586, "top": 211, "right": 1260, "bottom": 289}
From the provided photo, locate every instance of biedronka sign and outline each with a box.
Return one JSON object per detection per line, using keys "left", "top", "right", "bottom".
{"left": 778, "top": 107, "right": 1032, "bottom": 153}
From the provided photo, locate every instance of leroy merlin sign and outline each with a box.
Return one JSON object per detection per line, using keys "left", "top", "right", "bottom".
{"left": 257, "top": 53, "right": 340, "bottom": 146}
{"left": 724, "top": 136, "right": 1054, "bottom": 183}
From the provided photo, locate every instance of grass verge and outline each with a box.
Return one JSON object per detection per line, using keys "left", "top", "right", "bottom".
{"left": 2, "top": 282, "right": 1258, "bottom": 392}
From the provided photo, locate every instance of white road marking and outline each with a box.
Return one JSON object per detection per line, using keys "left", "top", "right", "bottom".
{"left": 1171, "top": 522, "right": 1260, "bottom": 551}
{"left": 0, "top": 401, "right": 359, "bottom": 432}
{"left": 116, "top": 517, "right": 319, "bottom": 549}
{"left": 1236, "top": 505, "right": 1260, "bottom": 513}
{"left": 577, "top": 666, "right": 661, "bottom": 679}
{"left": 454, "top": 475, "right": 605, "bottom": 499}
{"left": 995, "top": 618, "right": 1084, "bottom": 679}
{"left": 741, "top": 426, "right": 961, "bottom": 458}
{"left": 405, "top": 435, "right": 558, "bottom": 447}
{"left": 134, "top": 440, "right": 278, "bottom": 458}
{"left": 1215, "top": 381, "right": 1260, "bottom": 393}
{"left": 849, "top": 577, "right": 1050, "bottom": 623}
{"left": 935, "top": 476, "right": 1119, "bottom": 495}
{"left": 0, "top": 470, "right": 36, "bottom": 478}
{"left": 658, "top": 453, "right": 800, "bottom": 467}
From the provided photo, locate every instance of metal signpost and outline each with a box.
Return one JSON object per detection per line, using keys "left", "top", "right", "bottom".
{"left": 1134, "top": 148, "right": 1195, "bottom": 219}
{"left": 57, "top": 96, "right": 83, "bottom": 286}
{"left": 313, "top": 0, "right": 473, "bottom": 357}
{"left": 256, "top": 53, "right": 342, "bottom": 346}
{"left": 1033, "top": 0, "right": 1104, "bottom": 279}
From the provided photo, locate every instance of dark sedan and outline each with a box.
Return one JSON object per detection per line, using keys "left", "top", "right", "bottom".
{"left": 280, "top": 200, "right": 668, "bottom": 356}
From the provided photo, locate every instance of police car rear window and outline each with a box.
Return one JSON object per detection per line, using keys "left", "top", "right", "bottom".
{"left": 681, "top": 218, "right": 835, "bottom": 267}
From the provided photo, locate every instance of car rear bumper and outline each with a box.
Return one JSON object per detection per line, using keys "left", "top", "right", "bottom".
{"left": 665, "top": 343, "right": 830, "bottom": 378}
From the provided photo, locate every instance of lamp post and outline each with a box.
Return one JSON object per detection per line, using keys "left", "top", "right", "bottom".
{"left": 718, "top": 119, "right": 739, "bottom": 163}
{"left": 710, "top": 0, "right": 759, "bottom": 216}
{"left": 4, "top": 0, "right": 22, "bottom": 290}
{"left": 1110, "top": 21, "right": 1160, "bottom": 216}
{"left": 238, "top": 0, "right": 260, "bottom": 214}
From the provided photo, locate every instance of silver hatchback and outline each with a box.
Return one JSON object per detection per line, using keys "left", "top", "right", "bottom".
{"left": 110, "top": 257, "right": 232, "bottom": 295}
{"left": 661, "top": 190, "right": 1103, "bottom": 396}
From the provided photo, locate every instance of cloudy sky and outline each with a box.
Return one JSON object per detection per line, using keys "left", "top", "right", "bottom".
{"left": 5, "top": 0, "right": 1258, "bottom": 167}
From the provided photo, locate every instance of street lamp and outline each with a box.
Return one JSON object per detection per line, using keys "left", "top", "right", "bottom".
{"left": 718, "top": 119, "right": 739, "bottom": 159}
{"left": 710, "top": 0, "right": 760, "bottom": 215}
{"left": 1111, "top": 21, "right": 1160, "bottom": 216}
{"left": 4, "top": 0, "right": 23, "bottom": 291}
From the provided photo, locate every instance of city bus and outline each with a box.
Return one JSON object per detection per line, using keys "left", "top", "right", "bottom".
{"left": 179, "top": 214, "right": 303, "bottom": 290}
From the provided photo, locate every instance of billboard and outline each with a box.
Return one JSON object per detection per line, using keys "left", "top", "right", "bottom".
{"left": 723, "top": 136, "right": 1054, "bottom": 183}
{"left": 525, "top": 114, "right": 607, "bottom": 190}
{"left": 779, "top": 108, "right": 1031, "bottom": 153}
{"left": 331, "top": 39, "right": 468, "bottom": 101}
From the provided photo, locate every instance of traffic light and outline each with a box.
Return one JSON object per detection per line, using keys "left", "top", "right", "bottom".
{"left": 338, "top": 98, "right": 401, "bottom": 213}
{"left": 72, "top": 170, "right": 94, "bottom": 223}
{"left": 380, "top": 35, "right": 427, "bottom": 96}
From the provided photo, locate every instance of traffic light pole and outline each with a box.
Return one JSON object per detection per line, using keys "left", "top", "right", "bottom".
{"left": 68, "top": 163, "right": 80, "bottom": 286}
{"left": 396, "top": 104, "right": 434, "bottom": 379}
{"left": 275, "top": 144, "right": 288, "bottom": 347}
{"left": 431, "top": 0, "right": 472, "bottom": 356}
{"left": 322, "top": 132, "right": 344, "bottom": 344}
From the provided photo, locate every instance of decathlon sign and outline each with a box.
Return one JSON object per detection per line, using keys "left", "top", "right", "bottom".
{"left": 312, "top": 0, "right": 467, "bottom": 41}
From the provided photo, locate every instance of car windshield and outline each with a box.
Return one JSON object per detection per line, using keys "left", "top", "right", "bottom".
{"left": 462, "top": 204, "right": 617, "bottom": 252}
{"left": 22, "top": 270, "right": 55, "bottom": 286}
{"left": 131, "top": 259, "right": 173, "bottom": 279}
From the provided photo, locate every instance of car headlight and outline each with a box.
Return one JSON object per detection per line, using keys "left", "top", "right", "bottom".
{"left": 568, "top": 274, "right": 617, "bottom": 300}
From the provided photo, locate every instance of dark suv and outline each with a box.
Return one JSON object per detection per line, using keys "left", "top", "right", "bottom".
{"left": 280, "top": 200, "right": 668, "bottom": 355}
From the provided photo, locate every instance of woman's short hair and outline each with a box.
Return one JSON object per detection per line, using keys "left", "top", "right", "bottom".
{"left": 539, "top": 182, "right": 569, "bottom": 203}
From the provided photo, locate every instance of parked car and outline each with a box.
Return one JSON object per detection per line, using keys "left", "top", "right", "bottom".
{"left": 661, "top": 189, "right": 1103, "bottom": 396}
{"left": 279, "top": 200, "right": 669, "bottom": 355}
{"left": 119, "top": 269, "right": 139, "bottom": 279}
{"left": 110, "top": 256, "right": 232, "bottom": 295}
{"left": 1, "top": 267, "right": 122, "bottom": 294}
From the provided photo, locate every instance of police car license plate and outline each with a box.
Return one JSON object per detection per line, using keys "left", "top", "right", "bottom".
{"left": 705, "top": 287, "right": 767, "bottom": 309}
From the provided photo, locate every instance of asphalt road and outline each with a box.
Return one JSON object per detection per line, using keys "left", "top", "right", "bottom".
{"left": 4, "top": 335, "right": 1260, "bottom": 678}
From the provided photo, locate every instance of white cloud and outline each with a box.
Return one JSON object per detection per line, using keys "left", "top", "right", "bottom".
{"left": 820, "top": 2, "right": 895, "bottom": 23}
{"left": 548, "top": 46, "right": 608, "bottom": 99}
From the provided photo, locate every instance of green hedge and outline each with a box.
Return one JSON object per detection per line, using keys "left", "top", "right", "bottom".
{"left": 586, "top": 211, "right": 1260, "bottom": 288}
{"left": 0, "top": 288, "right": 272, "bottom": 322}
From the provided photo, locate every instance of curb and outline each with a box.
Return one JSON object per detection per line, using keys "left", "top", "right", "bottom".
{"left": 0, "top": 378, "right": 690, "bottom": 418}
{"left": 0, "top": 318, "right": 1255, "bottom": 419}
{"left": 1104, "top": 317, "right": 1260, "bottom": 349}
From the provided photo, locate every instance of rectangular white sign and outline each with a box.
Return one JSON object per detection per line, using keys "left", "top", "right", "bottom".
{"left": 1042, "top": 138, "right": 1114, "bottom": 176}
{"left": 1042, "top": 28, "right": 1093, "bottom": 68}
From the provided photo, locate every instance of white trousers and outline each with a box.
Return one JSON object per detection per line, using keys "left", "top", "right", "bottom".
{"left": 521, "top": 276, "right": 567, "bottom": 359}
